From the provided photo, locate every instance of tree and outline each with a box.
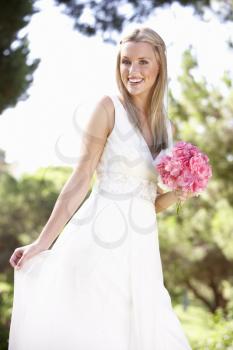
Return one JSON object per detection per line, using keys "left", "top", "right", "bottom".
{"left": 158, "top": 48, "right": 233, "bottom": 314}
{"left": 0, "top": 0, "right": 39, "bottom": 114}
{"left": 1, "top": 1, "right": 232, "bottom": 115}
{"left": 0, "top": 167, "right": 75, "bottom": 272}
{"left": 0, "top": 165, "right": 92, "bottom": 274}
{"left": 0, "top": 172, "right": 57, "bottom": 273}
{"left": 55, "top": 0, "right": 233, "bottom": 43}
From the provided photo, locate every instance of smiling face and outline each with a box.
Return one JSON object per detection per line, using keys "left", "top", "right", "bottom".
{"left": 119, "top": 41, "right": 160, "bottom": 100}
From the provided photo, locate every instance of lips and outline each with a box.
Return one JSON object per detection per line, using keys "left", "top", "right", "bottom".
{"left": 128, "top": 77, "right": 144, "bottom": 84}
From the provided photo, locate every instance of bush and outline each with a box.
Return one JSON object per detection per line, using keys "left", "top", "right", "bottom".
{"left": 191, "top": 308, "right": 233, "bottom": 349}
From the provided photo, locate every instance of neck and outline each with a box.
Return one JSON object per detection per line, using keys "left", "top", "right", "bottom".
{"left": 131, "top": 94, "right": 150, "bottom": 121}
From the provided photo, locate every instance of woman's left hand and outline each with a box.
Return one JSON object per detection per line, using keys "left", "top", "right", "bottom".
{"left": 174, "top": 190, "right": 198, "bottom": 202}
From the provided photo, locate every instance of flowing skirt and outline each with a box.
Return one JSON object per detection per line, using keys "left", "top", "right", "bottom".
{"left": 8, "top": 189, "right": 192, "bottom": 350}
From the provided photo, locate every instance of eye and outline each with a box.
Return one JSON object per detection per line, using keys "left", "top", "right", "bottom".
{"left": 121, "top": 59, "right": 130, "bottom": 65}
{"left": 139, "top": 60, "right": 148, "bottom": 65}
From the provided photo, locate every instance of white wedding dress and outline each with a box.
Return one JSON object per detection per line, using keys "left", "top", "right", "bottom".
{"left": 8, "top": 94, "right": 192, "bottom": 350}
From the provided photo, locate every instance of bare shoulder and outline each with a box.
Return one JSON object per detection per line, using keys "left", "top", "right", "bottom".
{"left": 99, "top": 95, "right": 115, "bottom": 111}
{"left": 89, "top": 95, "right": 114, "bottom": 113}
{"left": 99, "top": 95, "right": 115, "bottom": 135}
{"left": 79, "top": 95, "right": 115, "bottom": 146}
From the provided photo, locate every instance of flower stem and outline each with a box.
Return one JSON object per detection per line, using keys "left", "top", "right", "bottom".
{"left": 176, "top": 200, "right": 182, "bottom": 215}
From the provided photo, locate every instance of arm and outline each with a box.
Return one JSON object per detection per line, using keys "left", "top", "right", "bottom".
{"left": 155, "top": 189, "right": 195, "bottom": 213}
{"left": 156, "top": 185, "right": 164, "bottom": 195}
{"left": 35, "top": 96, "right": 115, "bottom": 249}
{"left": 155, "top": 190, "right": 179, "bottom": 213}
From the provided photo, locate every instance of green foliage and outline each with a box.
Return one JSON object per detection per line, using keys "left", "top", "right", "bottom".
{"left": 55, "top": 0, "right": 233, "bottom": 43}
{"left": 34, "top": 166, "right": 73, "bottom": 191}
{"left": 159, "top": 49, "right": 233, "bottom": 314}
{"left": 0, "top": 0, "right": 40, "bottom": 114}
{"left": 0, "top": 166, "right": 73, "bottom": 274}
{"left": 0, "top": 275, "right": 13, "bottom": 350}
{"left": 174, "top": 305, "right": 233, "bottom": 349}
{"left": 191, "top": 308, "right": 233, "bottom": 349}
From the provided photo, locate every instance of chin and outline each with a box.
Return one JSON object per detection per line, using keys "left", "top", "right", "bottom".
{"left": 124, "top": 84, "right": 151, "bottom": 97}
{"left": 126, "top": 89, "right": 148, "bottom": 97}
{"left": 125, "top": 86, "right": 142, "bottom": 94}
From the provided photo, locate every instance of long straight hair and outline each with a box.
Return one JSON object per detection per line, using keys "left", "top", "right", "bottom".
{"left": 116, "top": 27, "right": 169, "bottom": 156}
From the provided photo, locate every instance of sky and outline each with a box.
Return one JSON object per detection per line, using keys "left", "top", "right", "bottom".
{"left": 1, "top": 0, "right": 233, "bottom": 177}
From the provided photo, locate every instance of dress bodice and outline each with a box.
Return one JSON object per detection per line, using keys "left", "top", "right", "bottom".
{"left": 92, "top": 95, "right": 172, "bottom": 203}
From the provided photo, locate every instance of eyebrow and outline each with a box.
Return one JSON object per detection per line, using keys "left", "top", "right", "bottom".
{"left": 121, "top": 56, "right": 151, "bottom": 60}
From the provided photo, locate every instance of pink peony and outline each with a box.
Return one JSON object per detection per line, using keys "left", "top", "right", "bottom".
{"left": 155, "top": 141, "right": 212, "bottom": 195}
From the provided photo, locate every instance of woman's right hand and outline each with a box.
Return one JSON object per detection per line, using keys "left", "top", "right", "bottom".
{"left": 9, "top": 241, "right": 48, "bottom": 270}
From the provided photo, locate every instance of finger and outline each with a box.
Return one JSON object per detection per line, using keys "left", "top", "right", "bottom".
{"left": 9, "top": 256, "right": 18, "bottom": 268}
{"left": 11, "top": 250, "right": 22, "bottom": 260}
{"left": 15, "top": 256, "right": 25, "bottom": 270}
{"left": 10, "top": 252, "right": 22, "bottom": 267}
{"left": 9, "top": 259, "right": 14, "bottom": 268}
{"left": 177, "top": 197, "right": 185, "bottom": 202}
{"left": 14, "top": 249, "right": 23, "bottom": 258}
{"left": 10, "top": 259, "right": 17, "bottom": 268}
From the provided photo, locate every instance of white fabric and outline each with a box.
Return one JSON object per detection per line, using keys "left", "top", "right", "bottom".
{"left": 8, "top": 94, "right": 192, "bottom": 350}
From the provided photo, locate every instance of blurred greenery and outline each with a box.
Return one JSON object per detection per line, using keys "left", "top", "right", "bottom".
{"left": 176, "top": 305, "right": 233, "bottom": 349}
{"left": 155, "top": 48, "right": 233, "bottom": 347}
{"left": 0, "top": 0, "right": 39, "bottom": 114}
{"left": 56, "top": 0, "right": 233, "bottom": 43}
{"left": 158, "top": 48, "right": 233, "bottom": 314}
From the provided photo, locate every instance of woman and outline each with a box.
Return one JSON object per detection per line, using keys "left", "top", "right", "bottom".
{"left": 8, "top": 27, "right": 193, "bottom": 350}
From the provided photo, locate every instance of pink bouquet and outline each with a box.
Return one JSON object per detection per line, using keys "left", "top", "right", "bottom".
{"left": 155, "top": 141, "right": 212, "bottom": 213}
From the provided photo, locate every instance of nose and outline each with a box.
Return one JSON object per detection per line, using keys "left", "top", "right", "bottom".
{"left": 129, "top": 62, "right": 140, "bottom": 75}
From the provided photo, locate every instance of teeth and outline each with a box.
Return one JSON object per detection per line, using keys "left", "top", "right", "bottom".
{"left": 129, "top": 78, "right": 143, "bottom": 83}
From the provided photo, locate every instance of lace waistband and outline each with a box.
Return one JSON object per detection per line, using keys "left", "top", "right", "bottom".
{"left": 91, "top": 172, "right": 157, "bottom": 203}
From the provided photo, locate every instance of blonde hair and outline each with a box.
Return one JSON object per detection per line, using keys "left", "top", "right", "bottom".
{"left": 116, "top": 26, "right": 169, "bottom": 156}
